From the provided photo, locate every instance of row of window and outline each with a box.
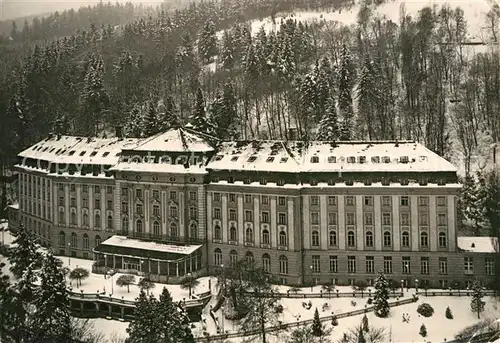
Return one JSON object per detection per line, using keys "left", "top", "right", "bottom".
{"left": 21, "top": 199, "right": 51, "bottom": 221}
{"left": 58, "top": 232, "right": 101, "bottom": 249}
{"left": 213, "top": 225, "right": 288, "bottom": 246}
{"left": 214, "top": 208, "right": 288, "bottom": 224}
{"left": 213, "top": 193, "right": 288, "bottom": 206}
{"left": 125, "top": 188, "right": 198, "bottom": 202}
{"left": 128, "top": 219, "right": 198, "bottom": 238}
{"left": 213, "top": 249, "right": 289, "bottom": 274}
{"left": 58, "top": 209, "right": 113, "bottom": 229}
{"left": 312, "top": 229, "right": 448, "bottom": 249}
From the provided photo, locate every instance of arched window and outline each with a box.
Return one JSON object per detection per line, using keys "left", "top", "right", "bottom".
{"left": 262, "top": 253, "right": 271, "bottom": 272}
{"left": 245, "top": 227, "right": 253, "bottom": 243}
{"left": 438, "top": 232, "right": 447, "bottom": 248}
{"left": 153, "top": 221, "right": 161, "bottom": 236}
{"left": 190, "top": 223, "right": 197, "bottom": 238}
{"left": 83, "top": 212, "right": 89, "bottom": 227}
{"left": 420, "top": 232, "right": 429, "bottom": 247}
{"left": 347, "top": 231, "right": 355, "bottom": 247}
{"left": 311, "top": 230, "right": 320, "bottom": 246}
{"left": 70, "top": 211, "right": 77, "bottom": 225}
{"left": 402, "top": 231, "right": 410, "bottom": 247}
{"left": 329, "top": 230, "right": 337, "bottom": 246}
{"left": 365, "top": 231, "right": 373, "bottom": 247}
{"left": 170, "top": 222, "right": 178, "bottom": 237}
{"left": 71, "top": 232, "right": 77, "bottom": 248}
{"left": 214, "top": 248, "right": 222, "bottom": 266}
{"left": 122, "top": 216, "right": 129, "bottom": 232}
{"left": 95, "top": 235, "right": 101, "bottom": 247}
{"left": 230, "top": 225, "right": 237, "bottom": 241}
{"left": 107, "top": 215, "right": 113, "bottom": 230}
{"left": 229, "top": 250, "right": 238, "bottom": 268}
{"left": 58, "top": 231, "right": 65, "bottom": 247}
{"left": 279, "top": 230, "right": 287, "bottom": 246}
{"left": 214, "top": 225, "right": 221, "bottom": 240}
{"left": 383, "top": 231, "right": 392, "bottom": 247}
{"left": 59, "top": 209, "right": 65, "bottom": 224}
{"left": 279, "top": 255, "right": 288, "bottom": 274}
{"left": 94, "top": 213, "right": 101, "bottom": 228}
{"left": 262, "top": 229, "right": 270, "bottom": 245}
{"left": 245, "top": 251, "right": 254, "bottom": 269}
{"left": 83, "top": 234, "right": 89, "bottom": 250}
{"left": 136, "top": 219, "right": 143, "bottom": 233}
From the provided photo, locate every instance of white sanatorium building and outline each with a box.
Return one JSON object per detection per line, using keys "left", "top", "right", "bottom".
{"left": 8, "top": 126, "right": 498, "bottom": 288}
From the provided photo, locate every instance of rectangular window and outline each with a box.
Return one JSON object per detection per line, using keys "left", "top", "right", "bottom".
{"left": 348, "top": 256, "right": 356, "bottom": 273}
{"left": 170, "top": 207, "right": 178, "bottom": 218}
{"left": 402, "top": 256, "right": 411, "bottom": 274}
{"left": 121, "top": 187, "right": 128, "bottom": 195}
{"left": 94, "top": 185, "right": 101, "bottom": 194}
{"left": 419, "top": 196, "right": 429, "bottom": 206}
{"left": 245, "top": 194, "right": 252, "bottom": 203}
{"left": 59, "top": 197, "right": 64, "bottom": 207}
{"left": 261, "top": 195, "right": 269, "bottom": 205}
{"left": 106, "top": 200, "right": 112, "bottom": 210}
{"left": 136, "top": 204, "right": 143, "bottom": 215}
{"left": 437, "top": 196, "right": 447, "bottom": 206}
{"left": 278, "top": 213, "right": 287, "bottom": 225}
{"left": 245, "top": 210, "right": 253, "bottom": 222}
{"left": 213, "top": 193, "right": 221, "bottom": 202}
{"left": 400, "top": 196, "right": 409, "bottom": 206}
{"left": 121, "top": 202, "right": 128, "bottom": 213}
{"left": 329, "top": 256, "right": 338, "bottom": 273}
{"left": 82, "top": 198, "right": 89, "bottom": 208}
{"left": 135, "top": 189, "right": 142, "bottom": 198}
{"left": 364, "top": 196, "right": 373, "bottom": 206}
{"left": 94, "top": 198, "right": 101, "bottom": 209}
{"left": 213, "top": 208, "right": 221, "bottom": 219}
{"left": 420, "top": 257, "right": 429, "bottom": 275}
{"left": 169, "top": 191, "right": 177, "bottom": 201}
{"left": 381, "top": 196, "right": 391, "bottom": 207}
{"left": 345, "top": 196, "right": 355, "bottom": 206}
{"left": 311, "top": 212, "right": 319, "bottom": 225}
{"left": 366, "top": 256, "right": 375, "bottom": 274}
{"left": 328, "top": 212, "right": 337, "bottom": 225}
{"left": 106, "top": 186, "right": 113, "bottom": 194}
{"left": 310, "top": 196, "right": 319, "bottom": 206}
{"left": 485, "top": 258, "right": 494, "bottom": 276}
{"left": 382, "top": 213, "right": 391, "bottom": 226}
{"left": 346, "top": 212, "right": 355, "bottom": 225}
{"left": 153, "top": 205, "right": 161, "bottom": 217}
{"left": 261, "top": 211, "right": 269, "bottom": 223}
{"left": 58, "top": 183, "right": 64, "bottom": 191}
{"left": 439, "top": 257, "right": 448, "bottom": 275}
{"left": 384, "top": 256, "right": 393, "bottom": 274}
{"left": 228, "top": 193, "right": 236, "bottom": 202}
{"left": 70, "top": 184, "right": 76, "bottom": 192}
{"left": 419, "top": 213, "right": 429, "bottom": 226}
{"left": 438, "top": 213, "right": 447, "bottom": 226}
{"left": 189, "top": 191, "right": 197, "bottom": 201}
{"left": 328, "top": 196, "right": 337, "bottom": 206}
{"left": 464, "top": 257, "right": 474, "bottom": 275}
{"left": 364, "top": 212, "right": 373, "bottom": 226}
{"left": 278, "top": 197, "right": 286, "bottom": 206}
{"left": 312, "top": 256, "right": 321, "bottom": 273}
{"left": 70, "top": 197, "right": 76, "bottom": 208}
{"left": 229, "top": 209, "right": 237, "bottom": 221}
{"left": 152, "top": 190, "right": 160, "bottom": 199}
{"left": 400, "top": 213, "right": 410, "bottom": 226}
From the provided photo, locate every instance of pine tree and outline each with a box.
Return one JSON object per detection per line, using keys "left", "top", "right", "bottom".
{"left": 419, "top": 324, "right": 427, "bottom": 337}
{"left": 190, "top": 88, "right": 211, "bottom": 134}
{"left": 162, "top": 96, "right": 180, "bottom": 130}
{"left": 126, "top": 291, "right": 157, "bottom": 343}
{"left": 311, "top": 307, "right": 323, "bottom": 337}
{"left": 124, "top": 104, "right": 144, "bottom": 138}
{"left": 8, "top": 223, "right": 41, "bottom": 279}
{"left": 373, "top": 272, "right": 390, "bottom": 318}
{"left": 210, "top": 82, "right": 238, "bottom": 139}
{"left": 362, "top": 314, "right": 369, "bottom": 332}
{"left": 198, "top": 19, "right": 218, "bottom": 63}
{"left": 470, "top": 279, "right": 485, "bottom": 319}
{"left": 32, "top": 252, "right": 72, "bottom": 343}
{"left": 358, "top": 325, "right": 366, "bottom": 343}
{"left": 142, "top": 99, "right": 161, "bottom": 137}
{"left": 316, "top": 94, "right": 340, "bottom": 141}
{"left": 458, "top": 173, "right": 481, "bottom": 229}
{"left": 484, "top": 171, "right": 500, "bottom": 237}
{"left": 220, "top": 30, "right": 235, "bottom": 70}
{"left": 338, "top": 44, "right": 355, "bottom": 140}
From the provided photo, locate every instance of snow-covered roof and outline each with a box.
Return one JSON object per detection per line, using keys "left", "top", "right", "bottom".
{"left": 130, "top": 128, "right": 214, "bottom": 153}
{"left": 457, "top": 237, "right": 498, "bottom": 253}
{"left": 97, "top": 235, "right": 202, "bottom": 255}
{"left": 207, "top": 140, "right": 457, "bottom": 173}
{"left": 7, "top": 203, "right": 19, "bottom": 210}
{"left": 109, "top": 162, "right": 208, "bottom": 174}
{"left": 18, "top": 135, "right": 141, "bottom": 166}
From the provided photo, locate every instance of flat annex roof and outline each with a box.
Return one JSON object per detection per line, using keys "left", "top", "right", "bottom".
{"left": 95, "top": 235, "right": 202, "bottom": 257}
{"left": 457, "top": 236, "right": 498, "bottom": 253}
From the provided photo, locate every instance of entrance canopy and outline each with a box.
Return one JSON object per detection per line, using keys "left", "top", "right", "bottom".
{"left": 94, "top": 235, "right": 202, "bottom": 262}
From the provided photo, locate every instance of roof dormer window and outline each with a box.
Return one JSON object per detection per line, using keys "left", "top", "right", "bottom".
{"left": 371, "top": 156, "right": 380, "bottom": 163}
{"left": 68, "top": 151, "right": 76, "bottom": 156}
{"left": 215, "top": 155, "right": 224, "bottom": 161}
{"left": 90, "top": 151, "right": 98, "bottom": 157}
{"left": 400, "top": 156, "right": 409, "bottom": 163}
{"left": 310, "top": 156, "right": 319, "bottom": 163}
{"left": 80, "top": 151, "right": 86, "bottom": 156}
{"left": 280, "top": 157, "right": 288, "bottom": 163}
{"left": 347, "top": 156, "right": 355, "bottom": 163}
{"left": 266, "top": 157, "right": 275, "bottom": 163}
{"left": 328, "top": 156, "right": 336, "bottom": 163}
{"left": 231, "top": 156, "right": 239, "bottom": 162}
{"left": 358, "top": 156, "right": 366, "bottom": 164}
{"left": 102, "top": 152, "right": 110, "bottom": 157}
{"left": 382, "top": 156, "right": 390, "bottom": 163}
{"left": 247, "top": 156, "right": 257, "bottom": 163}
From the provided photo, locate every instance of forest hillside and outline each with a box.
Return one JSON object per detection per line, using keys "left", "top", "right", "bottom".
{"left": 0, "top": 0, "right": 498, "bottom": 177}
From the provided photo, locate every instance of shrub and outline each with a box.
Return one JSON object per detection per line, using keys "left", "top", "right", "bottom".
{"left": 419, "top": 324, "right": 427, "bottom": 337}
{"left": 275, "top": 304, "right": 284, "bottom": 314}
{"left": 331, "top": 315, "right": 338, "bottom": 326}
{"left": 417, "top": 303, "right": 434, "bottom": 317}
{"left": 367, "top": 298, "right": 373, "bottom": 305}
{"left": 446, "top": 306, "right": 453, "bottom": 319}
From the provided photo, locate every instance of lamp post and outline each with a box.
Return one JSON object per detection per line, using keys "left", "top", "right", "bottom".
{"left": 140, "top": 260, "right": 144, "bottom": 276}
{"left": 0, "top": 226, "right": 4, "bottom": 246}
{"left": 220, "top": 306, "right": 225, "bottom": 333}
{"left": 68, "top": 242, "right": 71, "bottom": 266}
{"left": 400, "top": 279, "right": 404, "bottom": 294}
{"left": 415, "top": 279, "right": 419, "bottom": 293}
{"left": 104, "top": 255, "right": 107, "bottom": 278}
{"left": 187, "top": 272, "right": 192, "bottom": 297}
{"left": 310, "top": 265, "right": 313, "bottom": 292}
{"left": 108, "top": 269, "right": 114, "bottom": 294}
{"left": 220, "top": 263, "right": 225, "bottom": 291}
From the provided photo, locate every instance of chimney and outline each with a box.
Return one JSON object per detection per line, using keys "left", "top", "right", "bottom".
{"left": 115, "top": 125, "right": 123, "bottom": 140}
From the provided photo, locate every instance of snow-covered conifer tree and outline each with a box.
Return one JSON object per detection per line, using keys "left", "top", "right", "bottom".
{"left": 373, "top": 272, "right": 390, "bottom": 318}
{"left": 198, "top": 19, "right": 218, "bottom": 63}
{"left": 8, "top": 223, "right": 41, "bottom": 279}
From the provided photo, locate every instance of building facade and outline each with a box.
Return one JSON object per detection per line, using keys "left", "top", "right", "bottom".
{"left": 13, "top": 127, "right": 496, "bottom": 286}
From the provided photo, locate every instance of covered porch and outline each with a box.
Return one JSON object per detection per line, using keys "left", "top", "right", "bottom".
{"left": 92, "top": 235, "right": 204, "bottom": 284}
